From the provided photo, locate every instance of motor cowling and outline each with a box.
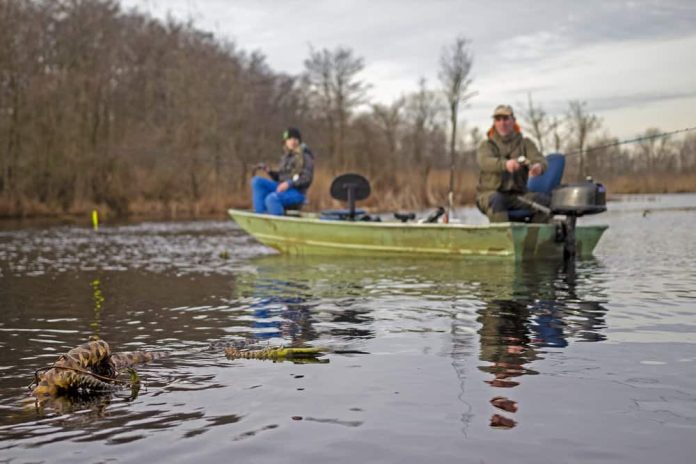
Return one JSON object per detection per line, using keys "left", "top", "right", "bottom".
{"left": 551, "top": 179, "right": 606, "bottom": 216}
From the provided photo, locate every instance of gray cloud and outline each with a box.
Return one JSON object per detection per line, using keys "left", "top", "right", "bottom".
{"left": 120, "top": 0, "right": 696, "bottom": 135}
{"left": 585, "top": 90, "right": 696, "bottom": 113}
{"left": 122, "top": 1, "right": 696, "bottom": 75}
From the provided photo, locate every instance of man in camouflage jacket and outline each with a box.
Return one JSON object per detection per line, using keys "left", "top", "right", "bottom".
{"left": 476, "top": 105, "right": 549, "bottom": 223}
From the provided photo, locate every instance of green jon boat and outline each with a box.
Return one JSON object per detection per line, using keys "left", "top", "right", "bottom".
{"left": 228, "top": 208, "right": 608, "bottom": 261}
{"left": 232, "top": 165, "right": 610, "bottom": 261}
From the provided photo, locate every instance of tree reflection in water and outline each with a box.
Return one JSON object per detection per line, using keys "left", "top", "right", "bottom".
{"left": 473, "top": 260, "right": 608, "bottom": 429}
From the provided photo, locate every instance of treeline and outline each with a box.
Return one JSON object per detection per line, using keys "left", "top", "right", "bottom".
{"left": 518, "top": 98, "right": 696, "bottom": 195}
{"left": 1, "top": 0, "right": 694, "bottom": 219}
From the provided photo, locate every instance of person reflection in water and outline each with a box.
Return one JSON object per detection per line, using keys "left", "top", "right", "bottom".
{"left": 476, "top": 262, "right": 608, "bottom": 429}
{"left": 478, "top": 299, "right": 538, "bottom": 429}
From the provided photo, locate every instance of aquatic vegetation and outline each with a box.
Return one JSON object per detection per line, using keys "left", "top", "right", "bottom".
{"left": 31, "top": 340, "right": 167, "bottom": 400}
{"left": 224, "top": 346, "right": 326, "bottom": 362}
{"left": 30, "top": 340, "right": 328, "bottom": 409}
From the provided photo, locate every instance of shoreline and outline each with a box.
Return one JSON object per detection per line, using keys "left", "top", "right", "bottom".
{"left": 1, "top": 191, "right": 693, "bottom": 231}
{"left": 2, "top": 169, "right": 695, "bottom": 223}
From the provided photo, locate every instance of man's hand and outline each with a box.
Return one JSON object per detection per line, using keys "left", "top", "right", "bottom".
{"left": 505, "top": 159, "right": 522, "bottom": 173}
{"left": 529, "top": 163, "right": 543, "bottom": 177}
{"left": 276, "top": 181, "right": 290, "bottom": 193}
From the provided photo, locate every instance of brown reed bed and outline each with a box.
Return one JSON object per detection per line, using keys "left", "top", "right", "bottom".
{"left": 1, "top": 169, "right": 694, "bottom": 221}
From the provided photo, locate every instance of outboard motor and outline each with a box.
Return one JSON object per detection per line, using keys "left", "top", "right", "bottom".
{"left": 513, "top": 154, "right": 607, "bottom": 260}
{"left": 551, "top": 179, "right": 607, "bottom": 216}
{"left": 550, "top": 178, "right": 607, "bottom": 259}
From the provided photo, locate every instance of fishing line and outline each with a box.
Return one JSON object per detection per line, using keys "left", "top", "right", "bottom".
{"left": 565, "top": 125, "right": 696, "bottom": 157}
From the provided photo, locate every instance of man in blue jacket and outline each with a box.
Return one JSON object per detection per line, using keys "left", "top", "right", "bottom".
{"left": 251, "top": 128, "right": 315, "bottom": 215}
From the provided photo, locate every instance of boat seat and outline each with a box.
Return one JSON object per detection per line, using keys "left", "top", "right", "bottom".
{"left": 508, "top": 153, "right": 565, "bottom": 222}
{"left": 320, "top": 208, "right": 367, "bottom": 221}
{"left": 284, "top": 200, "right": 308, "bottom": 216}
{"left": 320, "top": 173, "right": 372, "bottom": 221}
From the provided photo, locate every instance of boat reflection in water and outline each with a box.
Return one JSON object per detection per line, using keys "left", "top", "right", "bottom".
{"left": 472, "top": 260, "right": 608, "bottom": 429}
{"left": 242, "top": 278, "right": 318, "bottom": 344}
{"left": 237, "top": 254, "right": 608, "bottom": 431}
{"left": 233, "top": 261, "right": 376, "bottom": 348}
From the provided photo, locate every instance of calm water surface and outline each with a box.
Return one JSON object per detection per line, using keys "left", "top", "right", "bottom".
{"left": 1, "top": 194, "right": 695, "bottom": 463}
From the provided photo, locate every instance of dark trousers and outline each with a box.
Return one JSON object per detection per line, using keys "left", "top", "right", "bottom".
{"left": 476, "top": 191, "right": 551, "bottom": 223}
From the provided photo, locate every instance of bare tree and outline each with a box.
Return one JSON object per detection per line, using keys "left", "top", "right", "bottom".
{"left": 548, "top": 116, "right": 563, "bottom": 153}
{"left": 461, "top": 126, "right": 483, "bottom": 169}
{"left": 372, "top": 98, "right": 405, "bottom": 161}
{"left": 566, "top": 100, "right": 601, "bottom": 179}
{"left": 4, "top": 0, "right": 693, "bottom": 218}
{"left": 302, "top": 48, "right": 335, "bottom": 164}
{"left": 678, "top": 132, "right": 696, "bottom": 173}
{"left": 585, "top": 134, "right": 621, "bottom": 178}
{"left": 405, "top": 78, "right": 441, "bottom": 172}
{"left": 439, "top": 36, "right": 475, "bottom": 215}
{"left": 0, "top": 0, "right": 23, "bottom": 196}
{"left": 303, "top": 46, "right": 368, "bottom": 170}
{"left": 349, "top": 113, "right": 379, "bottom": 178}
{"left": 520, "top": 93, "right": 548, "bottom": 154}
{"left": 469, "top": 126, "right": 483, "bottom": 149}
{"left": 635, "top": 128, "right": 677, "bottom": 173}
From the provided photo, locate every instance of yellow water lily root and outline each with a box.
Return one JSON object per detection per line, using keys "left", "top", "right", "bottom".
{"left": 224, "top": 346, "right": 325, "bottom": 361}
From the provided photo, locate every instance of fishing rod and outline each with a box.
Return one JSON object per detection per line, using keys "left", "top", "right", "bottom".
{"left": 565, "top": 125, "right": 696, "bottom": 157}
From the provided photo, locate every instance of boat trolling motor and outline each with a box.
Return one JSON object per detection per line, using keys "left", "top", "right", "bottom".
{"left": 516, "top": 155, "right": 607, "bottom": 259}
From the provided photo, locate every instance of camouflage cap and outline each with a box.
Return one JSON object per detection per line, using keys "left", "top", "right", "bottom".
{"left": 492, "top": 105, "right": 514, "bottom": 118}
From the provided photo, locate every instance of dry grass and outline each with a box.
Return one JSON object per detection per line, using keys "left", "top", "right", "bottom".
{"left": 0, "top": 196, "right": 54, "bottom": 219}
{"left": 2, "top": 170, "right": 695, "bottom": 220}
{"left": 604, "top": 173, "right": 696, "bottom": 194}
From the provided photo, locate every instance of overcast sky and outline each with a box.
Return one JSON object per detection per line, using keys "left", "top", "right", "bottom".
{"left": 121, "top": 0, "right": 696, "bottom": 139}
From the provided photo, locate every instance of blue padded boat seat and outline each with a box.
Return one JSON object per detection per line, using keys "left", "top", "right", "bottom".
{"left": 527, "top": 153, "right": 565, "bottom": 193}
{"left": 507, "top": 153, "right": 566, "bottom": 221}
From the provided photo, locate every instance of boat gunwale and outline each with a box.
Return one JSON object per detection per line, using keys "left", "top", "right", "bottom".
{"left": 227, "top": 208, "right": 609, "bottom": 231}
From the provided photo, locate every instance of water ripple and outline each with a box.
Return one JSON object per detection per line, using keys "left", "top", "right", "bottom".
{"left": 1, "top": 195, "right": 695, "bottom": 462}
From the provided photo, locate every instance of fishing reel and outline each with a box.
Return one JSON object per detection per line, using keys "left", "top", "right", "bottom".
{"left": 251, "top": 163, "right": 268, "bottom": 175}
